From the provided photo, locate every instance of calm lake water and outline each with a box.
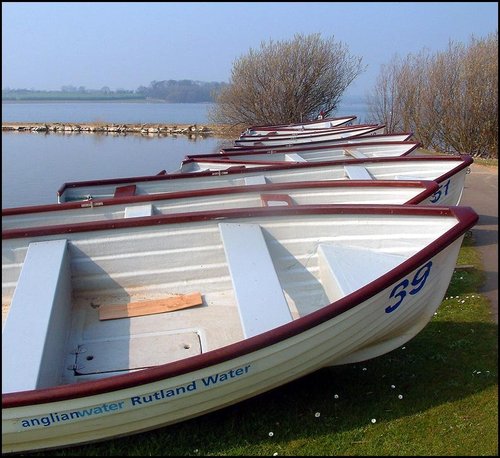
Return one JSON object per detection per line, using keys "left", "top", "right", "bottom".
{"left": 2, "top": 101, "right": 368, "bottom": 209}
{"left": 1, "top": 101, "right": 215, "bottom": 124}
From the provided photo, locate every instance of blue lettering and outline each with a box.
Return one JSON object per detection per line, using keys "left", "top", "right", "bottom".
{"left": 386, "top": 261, "right": 433, "bottom": 313}
{"left": 430, "top": 179, "right": 450, "bottom": 203}
{"left": 19, "top": 401, "right": 126, "bottom": 429}
{"left": 131, "top": 396, "right": 142, "bottom": 406}
{"left": 202, "top": 374, "right": 219, "bottom": 386}
{"left": 202, "top": 365, "right": 251, "bottom": 386}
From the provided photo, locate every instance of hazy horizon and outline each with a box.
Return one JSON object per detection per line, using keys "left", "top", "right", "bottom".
{"left": 2, "top": 2, "right": 498, "bottom": 99}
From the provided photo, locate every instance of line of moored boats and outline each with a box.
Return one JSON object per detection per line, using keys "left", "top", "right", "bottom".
{"left": 2, "top": 115, "right": 478, "bottom": 454}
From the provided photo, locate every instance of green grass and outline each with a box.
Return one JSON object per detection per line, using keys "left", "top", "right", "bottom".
{"left": 474, "top": 157, "right": 498, "bottom": 168}
{"left": 24, "top": 235, "right": 498, "bottom": 456}
{"left": 474, "top": 157, "right": 498, "bottom": 167}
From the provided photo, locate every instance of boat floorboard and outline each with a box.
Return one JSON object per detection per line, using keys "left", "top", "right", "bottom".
{"left": 59, "top": 289, "right": 302, "bottom": 385}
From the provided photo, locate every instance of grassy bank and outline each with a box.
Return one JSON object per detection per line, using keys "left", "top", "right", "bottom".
{"left": 24, "top": 233, "right": 498, "bottom": 456}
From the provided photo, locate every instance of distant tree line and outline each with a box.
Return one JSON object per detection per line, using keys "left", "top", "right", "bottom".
{"left": 366, "top": 31, "right": 498, "bottom": 158}
{"left": 136, "top": 80, "right": 227, "bottom": 102}
{"left": 1, "top": 88, "right": 143, "bottom": 101}
{"left": 2, "top": 80, "right": 227, "bottom": 103}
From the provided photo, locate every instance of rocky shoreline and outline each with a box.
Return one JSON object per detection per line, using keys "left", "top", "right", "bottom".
{"left": 1, "top": 122, "right": 241, "bottom": 138}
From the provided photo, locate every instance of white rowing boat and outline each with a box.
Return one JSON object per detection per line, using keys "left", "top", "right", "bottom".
{"left": 56, "top": 155, "right": 473, "bottom": 207}
{"left": 176, "top": 141, "right": 421, "bottom": 173}
{"left": 233, "top": 125, "right": 385, "bottom": 147}
{"left": 221, "top": 132, "right": 414, "bottom": 153}
{"left": 241, "top": 115, "right": 357, "bottom": 135}
{"left": 2, "top": 204, "right": 478, "bottom": 453}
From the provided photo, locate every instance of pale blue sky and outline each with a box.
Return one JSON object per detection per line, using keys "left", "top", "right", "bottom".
{"left": 2, "top": 2, "right": 498, "bottom": 98}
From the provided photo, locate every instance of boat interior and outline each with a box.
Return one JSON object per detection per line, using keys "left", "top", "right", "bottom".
{"left": 2, "top": 212, "right": 455, "bottom": 394}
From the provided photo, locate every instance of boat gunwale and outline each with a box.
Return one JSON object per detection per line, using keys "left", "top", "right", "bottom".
{"left": 55, "top": 155, "right": 474, "bottom": 198}
{"left": 2, "top": 179, "right": 439, "bottom": 218}
{"left": 2, "top": 204, "right": 478, "bottom": 408}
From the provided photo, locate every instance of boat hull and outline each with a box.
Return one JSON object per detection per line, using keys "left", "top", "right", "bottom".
{"left": 2, "top": 205, "right": 478, "bottom": 453}
{"left": 1, "top": 239, "right": 457, "bottom": 452}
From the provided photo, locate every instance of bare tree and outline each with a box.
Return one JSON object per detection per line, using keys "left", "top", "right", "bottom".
{"left": 366, "top": 56, "right": 401, "bottom": 133}
{"left": 208, "top": 33, "right": 365, "bottom": 127}
{"left": 367, "top": 32, "right": 498, "bottom": 158}
{"left": 440, "top": 34, "right": 498, "bottom": 157}
{"left": 367, "top": 51, "right": 439, "bottom": 145}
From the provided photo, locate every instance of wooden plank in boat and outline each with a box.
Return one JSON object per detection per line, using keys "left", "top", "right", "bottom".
{"left": 99, "top": 292, "right": 203, "bottom": 320}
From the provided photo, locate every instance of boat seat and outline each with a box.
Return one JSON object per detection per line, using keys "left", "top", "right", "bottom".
{"left": 219, "top": 223, "right": 292, "bottom": 338}
{"left": 344, "top": 148, "right": 368, "bottom": 159}
{"left": 2, "top": 239, "right": 72, "bottom": 393}
{"left": 260, "top": 193, "right": 294, "bottom": 207}
{"left": 344, "top": 165, "right": 373, "bottom": 180}
{"left": 114, "top": 184, "right": 136, "bottom": 197}
{"left": 317, "top": 243, "right": 407, "bottom": 301}
{"left": 124, "top": 204, "right": 154, "bottom": 218}
{"left": 285, "top": 153, "right": 307, "bottom": 162}
{"left": 244, "top": 175, "right": 267, "bottom": 185}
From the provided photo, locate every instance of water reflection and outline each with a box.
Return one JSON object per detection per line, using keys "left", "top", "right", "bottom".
{"left": 2, "top": 132, "right": 233, "bottom": 208}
